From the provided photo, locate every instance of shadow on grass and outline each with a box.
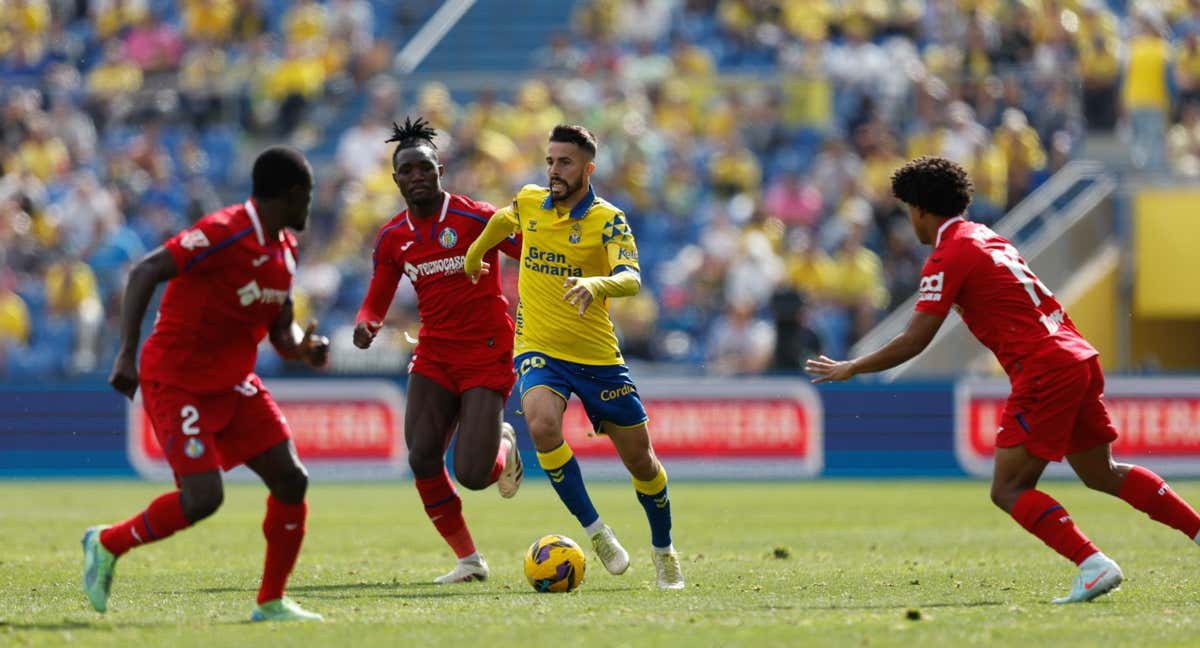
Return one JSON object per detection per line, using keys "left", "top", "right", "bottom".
{"left": 787, "top": 600, "right": 1005, "bottom": 611}
{"left": 198, "top": 580, "right": 644, "bottom": 600}
{"left": 0, "top": 618, "right": 249, "bottom": 631}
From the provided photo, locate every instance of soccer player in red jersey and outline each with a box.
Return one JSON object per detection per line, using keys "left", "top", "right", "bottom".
{"left": 807, "top": 156, "right": 1200, "bottom": 603}
{"left": 83, "top": 147, "right": 329, "bottom": 622}
{"left": 353, "top": 117, "right": 524, "bottom": 583}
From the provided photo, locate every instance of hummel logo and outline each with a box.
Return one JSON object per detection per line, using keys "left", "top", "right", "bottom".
{"left": 1084, "top": 569, "right": 1109, "bottom": 590}
{"left": 654, "top": 494, "right": 669, "bottom": 509}
{"left": 548, "top": 469, "right": 565, "bottom": 484}
{"left": 252, "top": 255, "right": 270, "bottom": 267}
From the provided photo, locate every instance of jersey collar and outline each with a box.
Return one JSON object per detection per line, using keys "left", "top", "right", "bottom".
{"left": 541, "top": 184, "right": 596, "bottom": 220}
{"left": 935, "top": 216, "right": 964, "bottom": 247}
{"left": 405, "top": 192, "right": 451, "bottom": 230}
{"left": 244, "top": 199, "right": 266, "bottom": 245}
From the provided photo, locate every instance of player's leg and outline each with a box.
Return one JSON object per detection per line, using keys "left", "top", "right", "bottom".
{"left": 242, "top": 439, "right": 320, "bottom": 620}
{"left": 406, "top": 372, "right": 487, "bottom": 582}
{"left": 454, "top": 386, "right": 521, "bottom": 497}
{"left": 603, "top": 421, "right": 683, "bottom": 589}
{"left": 83, "top": 384, "right": 224, "bottom": 613}
{"left": 1067, "top": 360, "right": 1200, "bottom": 542}
{"left": 525, "top": 386, "right": 606, "bottom": 524}
{"left": 993, "top": 444, "right": 1120, "bottom": 603}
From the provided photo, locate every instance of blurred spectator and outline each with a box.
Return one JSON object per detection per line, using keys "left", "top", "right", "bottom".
{"left": 763, "top": 168, "right": 821, "bottom": 228}
{"left": 44, "top": 255, "right": 103, "bottom": 372}
{"left": 706, "top": 298, "right": 776, "bottom": 376}
{"left": 769, "top": 289, "right": 822, "bottom": 371}
{"left": 1169, "top": 101, "right": 1200, "bottom": 176}
{"left": 1123, "top": 15, "right": 1172, "bottom": 172}
{"left": 123, "top": 11, "right": 184, "bottom": 73}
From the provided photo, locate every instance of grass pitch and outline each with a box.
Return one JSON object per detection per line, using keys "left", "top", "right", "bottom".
{"left": 2, "top": 479, "right": 1200, "bottom": 647}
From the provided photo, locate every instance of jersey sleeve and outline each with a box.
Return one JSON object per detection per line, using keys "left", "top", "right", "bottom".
{"left": 473, "top": 199, "right": 522, "bottom": 259}
{"left": 914, "top": 245, "right": 976, "bottom": 318}
{"left": 357, "top": 226, "right": 405, "bottom": 324}
{"left": 603, "top": 211, "right": 640, "bottom": 276}
{"left": 162, "top": 216, "right": 234, "bottom": 275}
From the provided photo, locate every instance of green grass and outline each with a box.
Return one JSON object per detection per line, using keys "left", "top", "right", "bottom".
{"left": 3, "top": 479, "right": 1200, "bottom": 647}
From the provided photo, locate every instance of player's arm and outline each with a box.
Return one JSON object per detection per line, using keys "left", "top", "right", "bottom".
{"left": 108, "top": 247, "right": 178, "bottom": 399}
{"left": 464, "top": 205, "right": 519, "bottom": 283}
{"left": 270, "top": 298, "right": 330, "bottom": 368}
{"left": 805, "top": 311, "right": 945, "bottom": 383}
{"left": 353, "top": 246, "right": 404, "bottom": 349}
{"left": 564, "top": 213, "right": 641, "bottom": 316}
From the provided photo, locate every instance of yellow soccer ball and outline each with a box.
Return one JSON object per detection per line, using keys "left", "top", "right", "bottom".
{"left": 524, "top": 534, "right": 586, "bottom": 593}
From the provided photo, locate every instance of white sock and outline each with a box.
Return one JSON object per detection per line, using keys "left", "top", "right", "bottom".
{"left": 584, "top": 520, "right": 606, "bottom": 537}
{"left": 460, "top": 552, "right": 481, "bottom": 563}
{"left": 653, "top": 544, "right": 675, "bottom": 555}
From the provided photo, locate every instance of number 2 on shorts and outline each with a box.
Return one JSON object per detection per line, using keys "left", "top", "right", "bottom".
{"left": 180, "top": 405, "right": 200, "bottom": 436}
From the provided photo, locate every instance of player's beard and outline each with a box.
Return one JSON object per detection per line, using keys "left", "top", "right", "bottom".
{"left": 550, "top": 176, "right": 582, "bottom": 202}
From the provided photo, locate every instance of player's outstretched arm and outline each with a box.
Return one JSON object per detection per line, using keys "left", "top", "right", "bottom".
{"left": 109, "top": 247, "right": 178, "bottom": 399}
{"left": 270, "top": 299, "right": 330, "bottom": 368}
{"left": 805, "top": 311, "right": 945, "bottom": 383}
{"left": 562, "top": 270, "right": 641, "bottom": 317}
{"left": 464, "top": 207, "right": 519, "bottom": 283}
{"left": 354, "top": 251, "right": 404, "bottom": 350}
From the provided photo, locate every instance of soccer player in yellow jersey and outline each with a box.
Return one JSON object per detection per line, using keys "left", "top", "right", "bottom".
{"left": 464, "top": 125, "right": 683, "bottom": 589}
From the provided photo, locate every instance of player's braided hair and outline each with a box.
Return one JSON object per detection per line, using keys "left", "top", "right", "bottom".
{"left": 387, "top": 116, "right": 438, "bottom": 165}
{"left": 890, "top": 156, "right": 974, "bottom": 218}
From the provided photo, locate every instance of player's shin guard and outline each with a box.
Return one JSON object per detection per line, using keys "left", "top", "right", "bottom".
{"left": 415, "top": 468, "right": 476, "bottom": 559}
{"left": 537, "top": 442, "right": 600, "bottom": 529}
{"left": 1118, "top": 465, "right": 1200, "bottom": 539}
{"left": 633, "top": 465, "right": 673, "bottom": 550}
{"left": 1012, "top": 489, "right": 1099, "bottom": 565}
{"left": 258, "top": 495, "right": 307, "bottom": 605}
{"left": 99, "top": 491, "right": 190, "bottom": 556}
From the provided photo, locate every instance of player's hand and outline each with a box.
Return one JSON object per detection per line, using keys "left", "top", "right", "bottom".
{"left": 300, "top": 320, "right": 330, "bottom": 368}
{"left": 109, "top": 349, "right": 139, "bottom": 400}
{"left": 805, "top": 355, "right": 857, "bottom": 384}
{"left": 464, "top": 259, "right": 490, "bottom": 284}
{"left": 563, "top": 277, "right": 594, "bottom": 317}
{"left": 353, "top": 320, "right": 382, "bottom": 349}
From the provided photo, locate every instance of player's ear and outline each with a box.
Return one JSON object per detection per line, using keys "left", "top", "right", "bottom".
{"left": 585, "top": 159, "right": 595, "bottom": 176}
{"left": 437, "top": 163, "right": 446, "bottom": 177}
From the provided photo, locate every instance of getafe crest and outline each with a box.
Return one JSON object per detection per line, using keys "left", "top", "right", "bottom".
{"left": 439, "top": 227, "right": 458, "bottom": 249}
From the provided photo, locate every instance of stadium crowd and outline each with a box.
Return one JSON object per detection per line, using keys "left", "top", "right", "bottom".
{"left": 0, "top": 0, "right": 1196, "bottom": 380}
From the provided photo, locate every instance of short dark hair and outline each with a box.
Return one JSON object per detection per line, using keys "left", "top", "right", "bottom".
{"left": 890, "top": 156, "right": 973, "bottom": 218}
{"left": 387, "top": 115, "right": 438, "bottom": 167}
{"left": 251, "top": 146, "right": 312, "bottom": 199}
{"left": 549, "top": 124, "right": 597, "bottom": 158}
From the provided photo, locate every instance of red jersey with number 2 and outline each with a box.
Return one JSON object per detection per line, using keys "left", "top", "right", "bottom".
{"left": 140, "top": 200, "right": 298, "bottom": 393}
{"left": 913, "top": 217, "right": 1096, "bottom": 377}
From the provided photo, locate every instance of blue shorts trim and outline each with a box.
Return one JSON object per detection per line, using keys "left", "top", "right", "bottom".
{"left": 515, "top": 352, "right": 647, "bottom": 432}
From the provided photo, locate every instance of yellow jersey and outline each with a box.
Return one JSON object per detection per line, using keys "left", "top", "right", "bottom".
{"left": 499, "top": 184, "right": 639, "bottom": 365}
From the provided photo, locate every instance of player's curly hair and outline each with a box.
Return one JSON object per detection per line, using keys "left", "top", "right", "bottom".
{"left": 387, "top": 116, "right": 438, "bottom": 165}
{"left": 890, "top": 156, "right": 974, "bottom": 218}
{"left": 549, "top": 124, "right": 598, "bottom": 158}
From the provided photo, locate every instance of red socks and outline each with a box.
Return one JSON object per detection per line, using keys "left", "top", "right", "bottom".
{"left": 487, "top": 437, "right": 510, "bottom": 485}
{"left": 1011, "top": 490, "right": 1098, "bottom": 565}
{"left": 1119, "top": 466, "right": 1200, "bottom": 539}
{"left": 100, "top": 491, "right": 190, "bottom": 556}
{"left": 415, "top": 468, "right": 476, "bottom": 558}
{"left": 258, "top": 495, "right": 308, "bottom": 604}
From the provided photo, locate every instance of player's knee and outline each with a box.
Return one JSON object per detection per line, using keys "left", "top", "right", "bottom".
{"left": 454, "top": 465, "right": 491, "bottom": 491}
{"left": 408, "top": 450, "right": 445, "bottom": 480}
{"left": 1079, "top": 464, "right": 1124, "bottom": 495}
{"left": 622, "top": 453, "right": 658, "bottom": 482}
{"left": 180, "top": 485, "right": 224, "bottom": 522}
{"left": 273, "top": 466, "right": 308, "bottom": 504}
{"left": 989, "top": 483, "right": 1019, "bottom": 512}
{"left": 525, "top": 415, "right": 561, "bottom": 449}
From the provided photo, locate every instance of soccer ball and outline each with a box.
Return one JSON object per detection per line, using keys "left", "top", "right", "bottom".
{"left": 524, "top": 534, "right": 586, "bottom": 593}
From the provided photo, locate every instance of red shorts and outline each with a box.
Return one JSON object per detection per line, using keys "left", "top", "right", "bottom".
{"left": 996, "top": 356, "right": 1119, "bottom": 461}
{"left": 409, "top": 337, "right": 516, "bottom": 398}
{"left": 141, "top": 374, "right": 291, "bottom": 476}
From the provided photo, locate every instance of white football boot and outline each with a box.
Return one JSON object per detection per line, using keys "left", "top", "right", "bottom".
{"left": 652, "top": 549, "right": 685, "bottom": 590}
{"left": 589, "top": 525, "right": 630, "bottom": 575}
{"left": 433, "top": 554, "right": 489, "bottom": 584}
{"left": 1052, "top": 552, "right": 1123, "bottom": 604}
{"left": 497, "top": 423, "right": 523, "bottom": 499}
